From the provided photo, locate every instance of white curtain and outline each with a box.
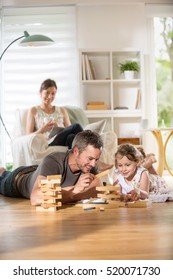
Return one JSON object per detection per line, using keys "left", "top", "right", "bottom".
{"left": 0, "top": 6, "right": 78, "bottom": 165}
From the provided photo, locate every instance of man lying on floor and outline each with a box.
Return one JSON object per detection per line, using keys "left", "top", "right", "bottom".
{"left": 0, "top": 130, "right": 112, "bottom": 205}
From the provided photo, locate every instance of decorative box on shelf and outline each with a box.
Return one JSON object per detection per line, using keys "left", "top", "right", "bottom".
{"left": 118, "top": 138, "right": 141, "bottom": 145}
{"left": 86, "top": 101, "right": 108, "bottom": 110}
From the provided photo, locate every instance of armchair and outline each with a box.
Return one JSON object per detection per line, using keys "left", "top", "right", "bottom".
{"left": 11, "top": 106, "right": 117, "bottom": 169}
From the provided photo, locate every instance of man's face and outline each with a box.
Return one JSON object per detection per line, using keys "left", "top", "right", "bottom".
{"left": 74, "top": 145, "right": 102, "bottom": 173}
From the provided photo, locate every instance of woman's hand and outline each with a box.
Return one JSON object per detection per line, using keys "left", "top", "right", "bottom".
{"left": 40, "top": 120, "right": 55, "bottom": 133}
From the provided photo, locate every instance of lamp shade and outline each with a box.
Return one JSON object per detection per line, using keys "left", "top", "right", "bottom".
{"left": 19, "top": 31, "right": 54, "bottom": 47}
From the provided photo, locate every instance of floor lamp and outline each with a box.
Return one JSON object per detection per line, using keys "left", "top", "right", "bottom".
{"left": 0, "top": 30, "right": 54, "bottom": 139}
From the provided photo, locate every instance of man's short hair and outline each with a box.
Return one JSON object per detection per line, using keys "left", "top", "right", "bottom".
{"left": 71, "top": 130, "right": 103, "bottom": 153}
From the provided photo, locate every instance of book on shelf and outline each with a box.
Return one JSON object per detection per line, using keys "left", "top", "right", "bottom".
{"left": 88, "top": 59, "right": 96, "bottom": 80}
{"left": 135, "top": 88, "right": 141, "bottom": 109}
{"left": 82, "top": 54, "right": 86, "bottom": 80}
{"left": 82, "top": 54, "right": 96, "bottom": 80}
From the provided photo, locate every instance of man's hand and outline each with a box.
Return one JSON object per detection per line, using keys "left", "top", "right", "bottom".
{"left": 73, "top": 173, "right": 95, "bottom": 193}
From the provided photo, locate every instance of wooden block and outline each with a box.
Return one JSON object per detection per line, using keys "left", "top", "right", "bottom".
{"left": 40, "top": 179, "right": 61, "bottom": 185}
{"left": 37, "top": 190, "right": 61, "bottom": 196}
{"left": 40, "top": 186, "right": 61, "bottom": 192}
{"left": 38, "top": 194, "right": 62, "bottom": 200}
{"left": 36, "top": 197, "right": 62, "bottom": 204}
{"left": 40, "top": 202, "right": 62, "bottom": 208}
{"left": 82, "top": 203, "right": 120, "bottom": 209}
{"left": 108, "top": 200, "right": 126, "bottom": 207}
{"left": 40, "top": 182, "right": 61, "bottom": 188}
{"left": 97, "top": 193, "right": 120, "bottom": 199}
{"left": 126, "top": 200, "right": 152, "bottom": 208}
{"left": 36, "top": 206, "right": 61, "bottom": 212}
{"left": 96, "top": 185, "right": 120, "bottom": 192}
{"left": 47, "top": 175, "right": 62, "bottom": 180}
{"left": 95, "top": 170, "right": 111, "bottom": 179}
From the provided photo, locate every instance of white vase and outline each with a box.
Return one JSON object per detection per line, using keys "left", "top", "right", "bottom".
{"left": 124, "top": 70, "right": 134, "bottom": 80}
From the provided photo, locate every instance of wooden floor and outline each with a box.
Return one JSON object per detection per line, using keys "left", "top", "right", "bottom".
{"left": 0, "top": 195, "right": 173, "bottom": 260}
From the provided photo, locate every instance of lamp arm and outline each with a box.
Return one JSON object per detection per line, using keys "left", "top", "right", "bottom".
{"left": 0, "top": 114, "right": 11, "bottom": 139}
{"left": 0, "top": 35, "right": 25, "bottom": 61}
{"left": 0, "top": 35, "right": 25, "bottom": 139}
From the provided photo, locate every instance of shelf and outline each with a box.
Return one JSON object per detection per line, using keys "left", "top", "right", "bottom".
{"left": 82, "top": 80, "right": 111, "bottom": 84}
{"left": 113, "top": 79, "right": 141, "bottom": 83}
{"left": 80, "top": 49, "right": 144, "bottom": 142}
{"left": 85, "top": 109, "right": 142, "bottom": 118}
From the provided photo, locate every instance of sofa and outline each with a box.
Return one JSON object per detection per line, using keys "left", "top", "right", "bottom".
{"left": 11, "top": 105, "right": 117, "bottom": 170}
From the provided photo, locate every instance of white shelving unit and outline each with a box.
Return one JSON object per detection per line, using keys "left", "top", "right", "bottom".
{"left": 79, "top": 49, "right": 145, "bottom": 144}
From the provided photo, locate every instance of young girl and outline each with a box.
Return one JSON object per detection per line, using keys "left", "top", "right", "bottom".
{"left": 113, "top": 144, "right": 149, "bottom": 202}
{"left": 113, "top": 143, "right": 173, "bottom": 202}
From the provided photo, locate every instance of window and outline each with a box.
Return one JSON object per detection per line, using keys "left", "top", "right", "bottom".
{"left": 146, "top": 4, "right": 173, "bottom": 171}
{"left": 154, "top": 17, "right": 173, "bottom": 127}
{"left": 0, "top": 6, "right": 77, "bottom": 166}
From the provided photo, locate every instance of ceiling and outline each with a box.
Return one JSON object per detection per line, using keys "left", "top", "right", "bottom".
{"left": 1, "top": 0, "right": 173, "bottom": 8}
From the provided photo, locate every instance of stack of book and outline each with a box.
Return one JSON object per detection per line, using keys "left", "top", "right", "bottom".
{"left": 82, "top": 54, "right": 96, "bottom": 80}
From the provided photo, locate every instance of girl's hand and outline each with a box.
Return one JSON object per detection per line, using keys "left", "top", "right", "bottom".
{"left": 127, "top": 189, "right": 140, "bottom": 201}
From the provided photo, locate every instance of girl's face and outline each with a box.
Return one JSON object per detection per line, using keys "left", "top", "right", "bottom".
{"left": 116, "top": 155, "right": 138, "bottom": 181}
{"left": 40, "top": 86, "right": 57, "bottom": 105}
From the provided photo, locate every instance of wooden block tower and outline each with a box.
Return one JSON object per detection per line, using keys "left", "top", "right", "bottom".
{"left": 36, "top": 175, "right": 62, "bottom": 212}
{"left": 82, "top": 184, "right": 151, "bottom": 210}
{"left": 95, "top": 185, "right": 125, "bottom": 208}
{"left": 82, "top": 185, "right": 124, "bottom": 210}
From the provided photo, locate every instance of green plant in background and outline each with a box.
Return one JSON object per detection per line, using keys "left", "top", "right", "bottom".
{"left": 118, "top": 60, "right": 140, "bottom": 73}
{"left": 6, "top": 162, "right": 13, "bottom": 171}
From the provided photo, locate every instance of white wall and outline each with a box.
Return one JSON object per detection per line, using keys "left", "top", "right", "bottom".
{"left": 77, "top": 4, "right": 147, "bottom": 51}
{"left": 1, "top": 0, "right": 173, "bottom": 7}
{"left": 76, "top": 3, "right": 155, "bottom": 154}
{"left": 1, "top": 1, "right": 172, "bottom": 163}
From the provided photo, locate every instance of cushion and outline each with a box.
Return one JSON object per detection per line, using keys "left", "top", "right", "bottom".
{"left": 84, "top": 119, "right": 106, "bottom": 134}
{"left": 64, "top": 105, "right": 89, "bottom": 127}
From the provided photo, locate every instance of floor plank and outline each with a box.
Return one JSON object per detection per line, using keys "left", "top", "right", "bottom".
{"left": 0, "top": 195, "right": 173, "bottom": 260}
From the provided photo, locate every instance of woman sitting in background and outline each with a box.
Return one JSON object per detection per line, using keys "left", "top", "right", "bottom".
{"left": 26, "top": 78, "right": 113, "bottom": 172}
{"left": 26, "top": 78, "right": 83, "bottom": 148}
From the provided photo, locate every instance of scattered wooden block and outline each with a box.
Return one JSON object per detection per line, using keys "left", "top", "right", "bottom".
{"left": 75, "top": 183, "right": 152, "bottom": 210}
{"left": 125, "top": 200, "right": 152, "bottom": 208}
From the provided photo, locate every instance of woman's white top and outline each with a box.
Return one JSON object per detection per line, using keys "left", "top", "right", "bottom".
{"left": 34, "top": 105, "right": 64, "bottom": 139}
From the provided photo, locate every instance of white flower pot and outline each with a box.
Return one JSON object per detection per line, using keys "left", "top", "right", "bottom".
{"left": 124, "top": 70, "right": 134, "bottom": 80}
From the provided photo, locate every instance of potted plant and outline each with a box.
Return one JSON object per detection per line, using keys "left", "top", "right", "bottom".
{"left": 119, "top": 60, "right": 140, "bottom": 79}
